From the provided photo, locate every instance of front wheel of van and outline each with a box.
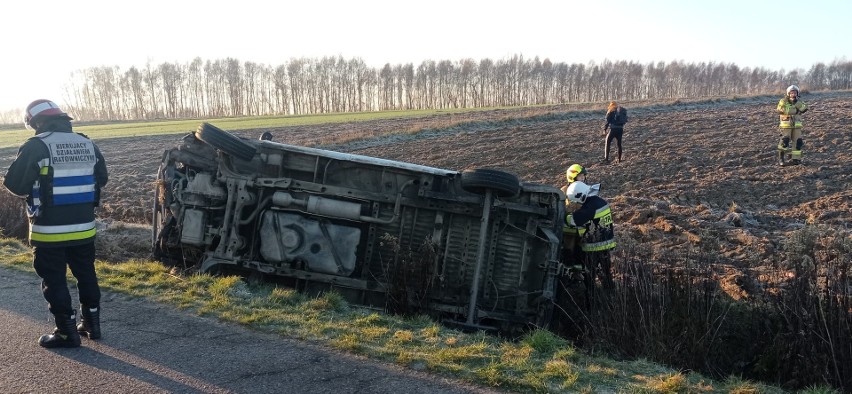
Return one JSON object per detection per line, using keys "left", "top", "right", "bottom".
{"left": 460, "top": 168, "right": 520, "bottom": 198}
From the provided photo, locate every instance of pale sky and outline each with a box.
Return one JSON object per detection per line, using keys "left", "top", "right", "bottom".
{"left": 1, "top": 0, "right": 848, "bottom": 113}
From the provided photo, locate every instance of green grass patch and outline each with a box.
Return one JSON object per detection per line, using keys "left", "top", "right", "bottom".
{"left": 0, "top": 236, "right": 787, "bottom": 393}
{"left": 0, "top": 107, "right": 505, "bottom": 149}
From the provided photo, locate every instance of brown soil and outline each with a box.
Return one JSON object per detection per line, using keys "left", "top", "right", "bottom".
{"left": 2, "top": 91, "right": 850, "bottom": 291}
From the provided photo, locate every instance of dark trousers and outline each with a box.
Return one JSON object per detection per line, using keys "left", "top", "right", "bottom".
{"left": 583, "top": 250, "right": 614, "bottom": 289}
{"left": 605, "top": 128, "right": 624, "bottom": 161}
{"left": 33, "top": 242, "right": 100, "bottom": 316}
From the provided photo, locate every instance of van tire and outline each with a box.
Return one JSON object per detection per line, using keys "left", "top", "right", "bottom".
{"left": 461, "top": 168, "right": 520, "bottom": 197}
{"left": 195, "top": 122, "right": 257, "bottom": 161}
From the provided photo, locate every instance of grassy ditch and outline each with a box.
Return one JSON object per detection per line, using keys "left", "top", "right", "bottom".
{"left": 0, "top": 236, "right": 788, "bottom": 394}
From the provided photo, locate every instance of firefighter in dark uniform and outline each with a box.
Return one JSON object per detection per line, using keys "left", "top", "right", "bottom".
{"left": 564, "top": 181, "right": 616, "bottom": 290}
{"left": 3, "top": 99, "right": 108, "bottom": 348}
{"left": 560, "top": 164, "right": 588, "bottom": 274}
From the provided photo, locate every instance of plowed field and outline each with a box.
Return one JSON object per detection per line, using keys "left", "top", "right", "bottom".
{"left": 2, "top": 91, "right": 850, "bottom": 293}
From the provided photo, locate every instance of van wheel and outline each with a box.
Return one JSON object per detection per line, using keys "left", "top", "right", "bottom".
{"left": 460, "top": 168, "right": 520, "bottom": 197}
{"left": 195, "top": 122, "right": 257, "bottom": 161}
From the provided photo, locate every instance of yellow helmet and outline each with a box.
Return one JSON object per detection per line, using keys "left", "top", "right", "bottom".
{"left": 566, "top": 164, "right": 586, "bottom": 183}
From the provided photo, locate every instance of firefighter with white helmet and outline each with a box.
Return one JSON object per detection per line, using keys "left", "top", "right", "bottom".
{"left": 559, "top": 164, "right": 589, "bottom": 277}
{"left": 4, "top": 99, "right": 109, "bottom": 348}
{"left": 564, "top": 181, "right": 616, "bottom": 288}
{"left": 776, "top": 85, "right": 808, "bottom": 166}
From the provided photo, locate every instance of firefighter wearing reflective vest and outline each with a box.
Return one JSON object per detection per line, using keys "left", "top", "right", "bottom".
{"left": 564, "top": 181, "right": 616, "bottom": 287}
{"left": 560, "top": 164, "right": 588, "bottom": 273}
{"left": 776, "top": 85, "right": 808, "bottom": 166}
{"left": 3, "top": 99, "right": 108, "bottom": 348}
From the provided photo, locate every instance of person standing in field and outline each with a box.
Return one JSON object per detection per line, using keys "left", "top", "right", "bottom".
{"left": 3, "top": 99, "right": 108, "bottom": 348}
{"left": 776, "top": 85, "right": 808, "bottom": 166}
{"left": 602, "top": 101, "right": 628, "bottom": 163}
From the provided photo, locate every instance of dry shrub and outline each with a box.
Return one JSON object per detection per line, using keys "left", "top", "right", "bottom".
{"left": 554, "top": 225, "right": 851, "bottom": 392}
{"left": 753, "top": 225, "right": 852, "bottom": 390}
{"left": 0, "top": 187, "right": 150, "bottom": 262}
{"left": 0, "top": 188, "right": 29, "bottom": 240}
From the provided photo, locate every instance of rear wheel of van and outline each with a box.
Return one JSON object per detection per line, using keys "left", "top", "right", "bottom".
{"left": 195, "top": 122, "right": 257, "bottom": 161}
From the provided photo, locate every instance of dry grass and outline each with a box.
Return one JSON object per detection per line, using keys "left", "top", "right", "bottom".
{"left": 94, "top": 219, "right": 152, "bottom": 262}
{"left": 0, "top": 188, "right": 28, "bottom": 240}
{"left": 0, "top": 237, "right": 792, "bottom": 394}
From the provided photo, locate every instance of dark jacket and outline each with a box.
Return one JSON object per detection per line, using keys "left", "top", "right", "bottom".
{"left": 565, "top": 195, "right": 616, "bottom": 252}
{"left": 3, "top": 119, "right": 108, "bottom": 247}
{"left": 605, "top": 107, "right": 626, "bottom": 130}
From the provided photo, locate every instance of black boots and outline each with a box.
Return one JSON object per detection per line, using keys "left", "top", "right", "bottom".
{"left": 77, "top": 305, "right": 101, "bottom": 340}
{"left": 39, "top": 313, "right": 81, "bottom": 348}
{"left": 38, "top": 307, "right": 101, "bottom": 348}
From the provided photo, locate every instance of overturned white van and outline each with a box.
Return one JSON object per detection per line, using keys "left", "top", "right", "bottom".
{"left": 153, "top": 123, "right": 565, "bottom": 332}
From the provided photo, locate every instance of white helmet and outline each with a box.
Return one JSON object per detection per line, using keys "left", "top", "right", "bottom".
{"left": 565, "top": 181, "right": 591, "bottom": 204}
{"left": 24, "top": 99, "right": 71, "bottom": 129}
{"left": 786, "top": 85, "right": 800, "bottom": 95}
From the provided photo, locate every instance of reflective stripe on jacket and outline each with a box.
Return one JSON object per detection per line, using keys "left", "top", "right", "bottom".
{"left": 26, "top": 131, "right": 100, "bottom": 246}
{"left": 30, "top": 220, "right": 97, "bottom": 243}
{"left": 565, "top": 196, "right": 616, "bottom": 252}
{"left": 564, "top": 216, "right": 586, "bottom": 236}
{"left": 777, "top": 98, "right": 807, "bottom": 128}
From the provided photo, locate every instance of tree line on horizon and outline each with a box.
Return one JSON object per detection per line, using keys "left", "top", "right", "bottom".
{"left": 1, "top": 55, "right": 850, "bottom": 124}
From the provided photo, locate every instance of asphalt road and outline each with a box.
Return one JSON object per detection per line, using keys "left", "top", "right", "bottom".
{"left": 0, "top": 266, "right": 500, "bottom": 394}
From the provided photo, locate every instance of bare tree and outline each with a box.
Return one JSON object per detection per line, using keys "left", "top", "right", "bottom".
{"left": 351, "top": 58, "right": 371, "bottom": 112}
{"left": 39, "top": 54, "right": 851, "bottom": 125}
{"left": 393, "top": 64, "right": 405, "bottom": 110}
{"left": 159, "top": 62, "right": 181, "bottom": 118}
{"left": 287, "top": 58, "right": 306, "bottom": 115}
{"left": 187, "top": 57, "right": 205, "bottom": 117}
{"left": 225, "top": 58, "right": 243, "bottom": 116}
{"left": 478, "top": 59, "right": 496, "bottom": 107}
{"left": 379, "top": 63, "right": 393, "bottom": 110}
{"left": 273, "top": 64, "right": 291, "bottom": 115}
{"left": 143, "top": 61, "right": 161, "bottom": 118}
{"left": 827, "top": 59, "right": 852, "bottom": 90}
{"left": 122, "top": 66, "right": 146, "bottom": 119}
{"left": 204, "top": 60, "right": 226, "bottom": 117}
{"left": 436, "top": 60, "right": 456, "bottom": 108}
{"left": 243, "top": 61, "right": 259, "bottom": 116}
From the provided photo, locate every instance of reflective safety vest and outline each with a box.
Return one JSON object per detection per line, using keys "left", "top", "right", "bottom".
{"left": 29, "top": 132, "right": 98, "bottom": 244}
{"left": 565, "top": 196, "right": 616, "bottom": 252}
{"left": 777, "top": 98, "right": 807, "bottom": 128}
